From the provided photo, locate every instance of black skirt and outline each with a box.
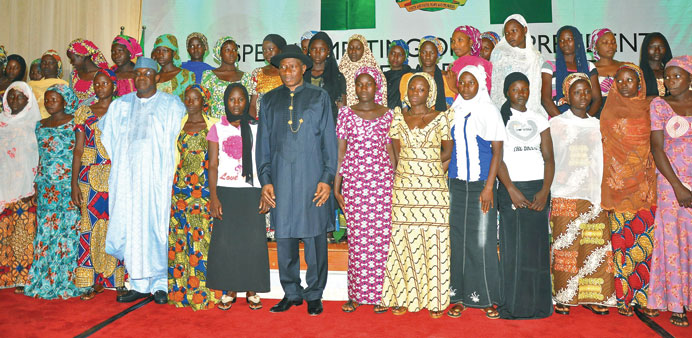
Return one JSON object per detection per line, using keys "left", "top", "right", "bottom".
{"left": 449, "top": 179, "right": 501, "bottom": 308}
{"left": 206, "top": 187, "right": 270, "bottom": 292}
{"left": 496, "top": 180, "right": 553, "bottom": 319}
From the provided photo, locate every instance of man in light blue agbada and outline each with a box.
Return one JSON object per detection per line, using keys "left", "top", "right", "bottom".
{"left": 99, "top": 57, "right": 185, "bottom": 304}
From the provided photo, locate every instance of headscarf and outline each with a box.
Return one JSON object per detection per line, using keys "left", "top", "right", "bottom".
{"left": 639, "top": 32, "right": 673, "bottom": 96}
{"left": 113, "top": 35, "right": 143, "bottom": 61}
{"left": 481, "top": 31, "right": 501, "bottom": 46}
{"left": 402, "top": 72, "right": 437, "bottom": 109}
{"left": 339, "top": 34, "right": 384, "bottom": 106}
{"left": 304, "top": 32, "right": 345, "bottom": 111}
{"left": 500, "top": 72, "right": 530, "bottom": 125}
{"left": 558, "top": 72, "right": 591, "bottom": 106}
{"left": 554, "top": 26, "right": 590, "bottom": 113}
{"left": 453, "top": 25, "right": 482, "bottom": 57}
{"left": 451, "top": 55, "right": 493, "bottom": 94}
{"left": 490, "top": 14, "right": 547, "bottom": 117}
{"left": 186, "top": 32, "right": 210, "bottom": 60}
{"left": 388, "top": 39, "right": 410, "bottom": 65}
{"left": 46, "top": 83, "right": 79, "bottom": 115}
{"left": 153, "top": 34, "right": 182, "bottom": 67}
{"left": 43, "top": 49, "right": 63, "bottom": 78}
{"left": 600, "top": 63, "right": 655, "bottom": 212}
{"left": 450, "top": 64, "right": 500, "bottom": 177}
{"left": 223, "top": 83, "right": 254, "bottom": 185}
{"left": 301, "top": 31, "right": 318, "bottom": 42}
{"left": 185, "top": 84, "right": 211, "bottom": 114}
{"left": 31, "top": 58, "right": 41, "bottom": 68}
{"left": 213, "top": 36, "right": 237, "bottom": 65}
{"left": 95, "top": 68, "right": 118, "bottom": 98}
{"left": 5, "top": 54, "right": 27, "bottom": 82}
{"left": 354, "top": 66, "right": 386, "bottom": 105}
{"left": 0, "top": 81, "right": 40, "bottom": 211}
{"left": 263, "top": 34, "right": 287, "bottom": 51}
{"left": 416, "top": 36, "right": 446, "bottom": 111}
{"left": 588, "top": 28, "right": 613, "bottom": 61}
{"left": 67, "top": 38, "right": 109, "bottom": 69}
{"left": 666, "top": 55, "right": 692, "bottom": 75}
{"left": 0, "top": 46, "right": 7, "bottom": 68}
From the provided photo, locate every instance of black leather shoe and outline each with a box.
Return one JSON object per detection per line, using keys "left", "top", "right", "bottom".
{"left": 154, "top": 290, "right": 167, "bottom": 304}
{"left": 307, "top": 299, "right": 323, "bottom": 316}
{"left": 270, "top": 297, "right": 303, "bottom": 313}
{"left": 116, "top": 290, "right": 149, "bottom": 303}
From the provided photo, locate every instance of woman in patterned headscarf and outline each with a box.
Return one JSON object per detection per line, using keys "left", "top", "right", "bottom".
{"left": 67, "top": 39, "right": 109, "bottom": 105}
{"left": 152, "top": 34, "right": 196, "bottom": 101}
{"left": 381, "top": 72, "right": 453, "bottom": 318}
{"left": 71, "top": 69, "right": 126, "bottom": 300}
{"left": 541, "top": 26, "right": 601, "bottom": 117}
{"left": 334, "top": 66, "right": 394, "bottom": 314}
{"left": 111, "top": 34, "right": 143, "bottom": 96}
{"left": 339, "top": 34, "right": 386, "bottom": 106}
{"left": 182, "top": 32, "right": 214, "bottom": 84}
{"left": 29, "top": 50, "right": 69, "bottom": 118}
{"left": 384, "top": 40, "right": 412, "bottom": 109}
{"left": 480, "top": 31, "right": 500, "bottom": 61}
{"left": 24, "top": 83, "right": 89, "bottom": 299}
{"left": 201, "top": 36, "right": 251, "bottom": 119}
{"left": 400, "top": 36, "right": 455, "bottom": 111}
{"left": 29, "top": 59, "right": 42, "bottom": 81}
{"left": 589, "top": 28, "right": 625, "bottom": 105}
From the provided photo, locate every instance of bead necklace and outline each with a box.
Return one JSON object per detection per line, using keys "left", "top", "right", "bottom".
{"left": 288, "top": 92, "right": 303, "bottom": 133}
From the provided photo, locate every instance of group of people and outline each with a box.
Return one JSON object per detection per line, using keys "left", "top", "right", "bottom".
{"left": 0, "top": 13, "right": 690, "bottom": 328}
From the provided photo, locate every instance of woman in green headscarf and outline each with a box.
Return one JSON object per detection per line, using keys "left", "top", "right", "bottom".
{"left": 152, "top": 34, "right": 195, "bottom": 101}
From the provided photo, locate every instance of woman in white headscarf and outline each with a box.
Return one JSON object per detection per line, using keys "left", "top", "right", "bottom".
{"left": 490, "top": 14, "right": 547, "bottom": 117}
{"left": 0, "top": 81, "right": 40, "bottom": 292}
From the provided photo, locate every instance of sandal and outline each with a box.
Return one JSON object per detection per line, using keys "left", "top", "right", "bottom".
{"left": 218, "top": 294, "right": 237, "bottom": 311}
{"left": 80, "top": 289, "right": 97, "bottom": 301}
{"left": 447, "top": 303, "right": 465, "bottom": 318}
{"left": 373, "top": 305, "right": 388, "bottom": 314}
{"left": 391, "top": 306, "right": 407, "bottom": 316}
{"left": 555, "top": 304, "right": 570, "bottom": 315}
{"left": 670, "top": 313, "right": 689, "bottom": 327}
{"left": 582, "top": 304, "right": 609, "bottom": 315}
{"left": 247, "top": 294, "right": 262, "bottom": 310}
{"left": 641, "top": 307, "right": 660, "bottom": 318}
{"left": 341, "top": 300, "right": 359, "bottom": 313}
{"left": 429, "top": 310, "right": 444, "bottom": 319}
{"left": 618, "top": 307, "right": 634, "bottom": 317}
{"left": 483, "top": 306, "right": 500, "bottom": 319}
{"left": 14, "top": 286, "right": 24, "bottom": 294}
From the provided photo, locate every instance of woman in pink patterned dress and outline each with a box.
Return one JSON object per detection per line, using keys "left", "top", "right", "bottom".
{"left": 334, "top": 66, "right": 395, "bottom": 314}
{"left": 649, "top": 55, "right": 692, "bottom": 328}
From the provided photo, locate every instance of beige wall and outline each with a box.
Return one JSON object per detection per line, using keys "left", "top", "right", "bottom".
{"left": 0, "top": 0, "right": 142, "bottom": 81}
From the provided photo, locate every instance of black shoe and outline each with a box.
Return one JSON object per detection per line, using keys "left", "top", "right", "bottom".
{"left": 154, "top": 290, "right": 167, "bottom": 304}
{"left": 270, "top": 297, "right": 303, "bottom": 313}
{"left": 307, "top": 299, "right": 323, "bottom": 316}
{"left": 116, "top": 290, "right": 149, "bottom": 303}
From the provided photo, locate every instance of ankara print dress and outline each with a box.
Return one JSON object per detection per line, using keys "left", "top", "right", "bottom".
{"left": 167, "top": 128, "right": 220, "bottom": 310}
{"left": 336, "top": 106, "right": 394, "bottom": 305}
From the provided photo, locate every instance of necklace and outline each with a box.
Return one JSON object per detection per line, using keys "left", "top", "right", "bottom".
{"left": 288, "top": 92, "right": 303, "bottom": 133}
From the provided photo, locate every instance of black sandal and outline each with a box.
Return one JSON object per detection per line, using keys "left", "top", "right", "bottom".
{"left": 582, "top": 304, "right": 609, "bottom": 315}
{"left": 447, "top": 303, "right": 464, "bottom": 318}
{"left": 670, "top": 313, "right": 689, "bottom": 327}
{"left": 618, "top": 307, "right": 634, "bottom": 317}
{"left": 555, "top": 304, "right": 570, "bottom": 315}
{"left": 218, "top": 295, "right": 237, "bottom": 311}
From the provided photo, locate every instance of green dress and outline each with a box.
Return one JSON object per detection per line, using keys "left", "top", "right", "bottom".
{"left": 200, "top": 70, "right": 252, "bottom": 119}
{"left": 167, "top": 127, "right": 220, "bottom": 310}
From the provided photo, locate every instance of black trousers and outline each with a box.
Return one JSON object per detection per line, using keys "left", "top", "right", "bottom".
{"left": 276, "top": 232, "right": 328, "bottom": 301}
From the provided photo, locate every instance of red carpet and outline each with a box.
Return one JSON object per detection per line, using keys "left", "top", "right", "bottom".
{"left": 2, "top": 289, "right": 689, "bottom": 337}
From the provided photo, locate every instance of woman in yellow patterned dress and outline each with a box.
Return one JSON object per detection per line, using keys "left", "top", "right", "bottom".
{"left": 167, "top": 84, "right": 219, "bottom": 310}
{"left": 381, "top": 72, "right": 453, "bottom": 318}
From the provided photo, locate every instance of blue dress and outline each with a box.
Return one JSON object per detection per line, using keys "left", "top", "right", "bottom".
{"left": 24, "top": 120, "right": 89, "bottom": 299}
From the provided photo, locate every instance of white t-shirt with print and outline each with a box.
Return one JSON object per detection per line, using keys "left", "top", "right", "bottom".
{"left": 502, "top": 108, "right": 550, "bottom": 182}
{"left": 206, "top": 117, "right": 260, "bottom": 188}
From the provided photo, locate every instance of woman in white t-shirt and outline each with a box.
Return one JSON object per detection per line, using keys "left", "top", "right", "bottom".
{"left": 496, "top": 72, "right": 554, "bottom": 319}
{"left": 206, "top": 83, "right": 269, "bottom": 311}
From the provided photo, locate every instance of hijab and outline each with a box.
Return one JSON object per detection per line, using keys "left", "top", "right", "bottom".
{"left": 588, "top": 28, "right": 613, "bottom": 61}
{"left": 339, "top": 34, "right": 385, "bottom": 106}
{"left": 153, "top": 34, "right": 182, "bottom": 67}
{"left": 354, "top": 66, "right": 386, "bottom": 105}
{"left": 453, "top": 25, "right": 482, "bottom": 57}
{"left": 67, "top": 38, "right": 109, "bottom": 69}
{"left": 0, "top": 81, "right": 40, "bottom": 211}
{"left": 490, "top": 14, "right": 546, "bottom": 117}
{"left": 384, "top": 40, "right": 412, "bottom": 109}
{"left": 42, "top": 50, "right": 63, "bottom": 78}
{"left": 600, "top": 63, "right": 655, "bottom": 212}
{"left": 554, "top": 26, "right": 590, "bottom": 113}
{"left": 223, "top": 83, "right": 254, "bottom": 185}
{"left": 402, "top": 72, "right": 437, "bottom": 109}
{"left": 263, "top": 34, "right": 287, "bottom": 51}
{"left": 451, "top": 55, "right": 493, "bottom": 94}
{"left": 500, "top": 72, "right": 530, "bottom": 125}
{"left": 112, "top": 35, "right": 143, "bottom": 64}
{"left": 186, "top": 32, "right": 210, "bottom": 60}
{"left": 416, "top": 37, "right": 447, "bottom": 111}
{"left": 46, "top": 83, "right": 79, "bottom": 115}
{"left": 304, "top": 32, "right": 345, "bottom": 110}
{"left": 639, "top": 32, "right": 673, "bottom": 96}
{"left": 213, "top": 36, "right": 238, "bottom": 65}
